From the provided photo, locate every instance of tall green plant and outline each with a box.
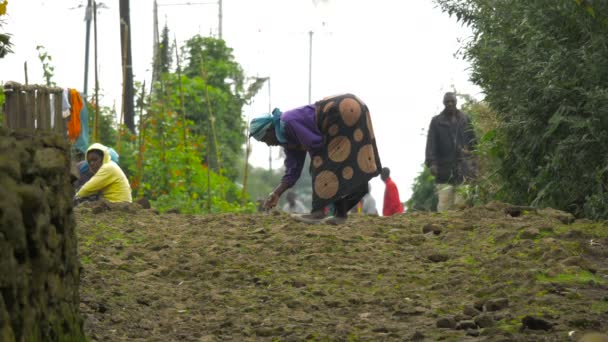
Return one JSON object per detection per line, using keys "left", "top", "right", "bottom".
{"left": 459, "top": 96, "right": 503, "bottom": 205}
{"left": 139, "top": 34, "right": 264, "bottom": 213}
{"left": 137, "top": 108, "right": 253, "bottom": 214}
{"left": 36, "top": 45, "right": 55, "bottom": 86}
{"left": 435, "top": 0, "right": 608, "bottom": 218}
{"left": 154, "top": 36, "right": 266, "bottom": 180}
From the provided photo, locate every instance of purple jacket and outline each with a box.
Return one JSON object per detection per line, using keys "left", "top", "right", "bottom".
{"left": 280, "top": 105, "right": 323, "bottom": 186}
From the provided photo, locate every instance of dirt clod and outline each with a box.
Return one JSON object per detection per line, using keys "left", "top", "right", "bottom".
{"left": 484, "top": 298, "right": 509, "bottom": 311}
{"left": 521, "top": 315, "right": 553, "bottom": 331}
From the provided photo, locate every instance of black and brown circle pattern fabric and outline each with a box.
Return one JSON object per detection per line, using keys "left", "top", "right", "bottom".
{"left": 353, "top": 128, "right": 364, "bottom": 142}
{"left": 314, "top": 170, "right": 339, "bottom": 199}
{"left": 312, "top": 156, "right": 323, "bottom": 169}
{"left": 342, "top": 166, "right": 353, "bottom": 180}
{"left": 357, "top": 144, "right": 378, "bottom": 174}
{"left": 339, "top": 98, "right": 362, "bottom": 126}
{"left": 328, "top": 136, "right": 351, "bottom": 162}
{"left": 310, "top": 93, "right": 382, "bottom": 211}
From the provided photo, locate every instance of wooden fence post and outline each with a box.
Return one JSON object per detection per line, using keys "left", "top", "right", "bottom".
{"left": 37, "top": 88, "right": 51, "bottom": 130}
{"left": 23, "top": 85, "right": 36, "bottom": 129}
{"left": 3, "top": 82, "right": 68, "bottom": 138}
{"left": 18, "top": 88, "right": 27, "bottom": 128}
{"left": 3, "top": 82, "right": 21, "bottom": 129}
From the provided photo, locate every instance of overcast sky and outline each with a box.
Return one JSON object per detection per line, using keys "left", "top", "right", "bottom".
{"left": 0, "top": 0, "right": 482, "bottom": 213}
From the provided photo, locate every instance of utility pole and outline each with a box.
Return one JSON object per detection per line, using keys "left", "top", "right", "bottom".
{"left": 308, "top": 30, "right": 313, "bottom": 104}
{"left": 93, "top": 1, "right": 100, "bottom": 142}
{"left": 151, "top": 0, "right": 160, "bottom": 87}
{"left": 119, "top": 0, "right": 135, "bottom": 133}
{"left": 218, "top": 0, "right": 223, "bottom": 39}
{"left": 23, "top": 62, "right": 28, "bottom": 85}
{"left": 83, "top": 0, "right": 92, "bottom": 96}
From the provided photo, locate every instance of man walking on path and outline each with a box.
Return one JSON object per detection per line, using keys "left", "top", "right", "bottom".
{"left": 381, "top": 167, "right": 404, "bottom": 216}
{"left": 425, "top": 92, "right": 477, "bottom": 212}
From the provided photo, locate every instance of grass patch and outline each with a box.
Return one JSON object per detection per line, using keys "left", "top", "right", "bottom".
{"left": 536, "top": 270, "right": 606, "bottom": 286}
{"left": 456, "top": 255, "right": 478, "bottom": 266}
{"left": 536, "top": 229, "right": 555, "bottom": 239}
{"left": 591, "top": 300, "right": 608, "bottom": 314}
{"left": 81, "top": 255, "right": 93, "bottom": 265}
{"left": 496, "top": 318, "right": 521, "bottom": 334}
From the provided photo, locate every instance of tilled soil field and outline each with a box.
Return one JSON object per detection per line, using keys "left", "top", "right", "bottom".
{"left": 76, "top": 202, "right": 608, "bottom": 341}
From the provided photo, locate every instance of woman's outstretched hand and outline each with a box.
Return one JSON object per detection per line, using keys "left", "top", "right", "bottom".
{"left": 263, "top": 191, "right": 280, "bottom": 210}
{"left": 263, "top": 182, "right": 289, "bottom": 210}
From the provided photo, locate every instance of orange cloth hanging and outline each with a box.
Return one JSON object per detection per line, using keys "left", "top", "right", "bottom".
{"left": 67, "top": 89, "right": 83, "bottom": 142}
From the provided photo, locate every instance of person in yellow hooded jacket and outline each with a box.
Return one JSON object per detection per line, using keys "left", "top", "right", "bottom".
{"left": 75, "top": 143, "right": 132, "bottom": 203}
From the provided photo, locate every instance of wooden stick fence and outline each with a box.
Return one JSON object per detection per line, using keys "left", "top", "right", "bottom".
{"left": 2, "top": 81, "right": 67, "bottom": 136}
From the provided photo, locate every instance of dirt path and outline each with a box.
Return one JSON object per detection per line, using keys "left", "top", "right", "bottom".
{"left": 76, "top": 202, "right": 608, "bottom": 341}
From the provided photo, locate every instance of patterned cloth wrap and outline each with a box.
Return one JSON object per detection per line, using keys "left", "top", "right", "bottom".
{"left": 310, "top": 94, "right": 382, "bottom": 211}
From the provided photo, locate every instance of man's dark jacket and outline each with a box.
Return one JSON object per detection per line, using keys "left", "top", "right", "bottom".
{"left": 425, "top": 109, "right": 477, "bottom": 184}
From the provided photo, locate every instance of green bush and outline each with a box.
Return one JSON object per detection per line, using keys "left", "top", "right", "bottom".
{"left": 435, "top": 0, "right": 608, "bottom": 218}
{"left": 406, "top": 165, "right": 438, "bottom": 212}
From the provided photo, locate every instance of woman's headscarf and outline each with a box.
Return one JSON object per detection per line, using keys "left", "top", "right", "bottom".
{"left": 249, "top": 108, "right": 286, "bottom": 143}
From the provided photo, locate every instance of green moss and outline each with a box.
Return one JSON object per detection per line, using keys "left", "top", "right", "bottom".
{"left": 522, "top": 301, "right": 563, "bottom": 318}
{"left": 81, "top": 255, "right": 93, "bottom": 265}
{"left": 560, "top": 240, "right": 584, "bottom": 255}
{"left": 536, "top": 270, "right": 606, "bottom": 285}
{"left": 346, "top": 333, "right": 361, "bottom": 342}
{"left": 535, "top": 229, "right": 555, "bottom": 240}
{"left": 591, "top": 300, "right": 608, "bottom": 314}
{"left": 486, "top": 235, "right": 496, "bottom": 245}
{"left": 461, "top": 255, "right": 478, "bottom": 265}
{"left": 496, "top": 318, "right": 521, "bottom": 334}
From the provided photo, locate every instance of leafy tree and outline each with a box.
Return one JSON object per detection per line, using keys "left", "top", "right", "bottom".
{"left": 134, "top": 34, "right": 266, "bottom": 212}
{"left": 183, "top": 36, "right": 244, "bottom": 92}
{"left": 162, "top": 36, "right": 264, "bottom": 180}
{"left": 181, "top": 36, "right": 246, "bottom": 173}
{"left": 152, "top": 23, "right": 172, "bottom": 79}
{"left": 159, "top": 24, "right": 172, "bottom": 74}
{"left": 0, "top": 0, "right": 12, "bottom": 58}
{"left": 435, "top": 0, "right": 608, "bottom": 218}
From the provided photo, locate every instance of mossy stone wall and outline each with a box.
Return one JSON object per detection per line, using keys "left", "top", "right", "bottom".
{"left": 0, "top": 128, "right": 85, "bottom": 341}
